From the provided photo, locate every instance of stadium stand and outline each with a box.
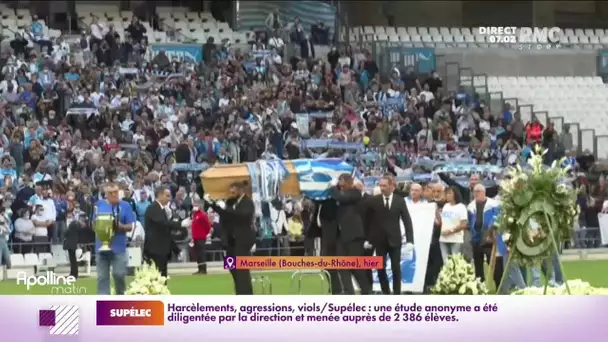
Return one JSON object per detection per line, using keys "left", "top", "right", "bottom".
{"left": 0, "top": 4, "right": 62, "bottom": 40}
{"left": 0, "top": 0, "right": 605, "bottom": 287}
{"left": 236, "top": 1, "right": 337, "bottom": 38}
{"left": 75, "top": 3, "right": 250, "bottom": 44}
{"left": 347, "top": 26, "right": 608, "bottom": 49}
{"left": 487, "top": 76, "right": 608, "bottom": 131}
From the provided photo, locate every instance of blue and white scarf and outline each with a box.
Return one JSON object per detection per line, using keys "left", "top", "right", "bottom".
{"left": 291, "top": 159, "right": 356, "bottom": 200}
{"left": 246, "top": 160, "right": 288, "bottom": 216}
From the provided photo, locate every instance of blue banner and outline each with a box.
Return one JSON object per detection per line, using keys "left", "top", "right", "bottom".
{"left": 599, "top": 50, "right": 608, "bottom": 75}
{"left": 151, "top": 44, "right": 203, "bottom": 64}
{"left": 251, "top": 50, "right": 273, "bottom": 59}
{"left": 307, "top": 111, "right": 333, "bottom": 119}
{"left": 172, "top": 163, "right": 209, "bottom": 172}
{"left": 380, "top": 96, "right": 404, "bottom": 115}
{"left": 295, "top": 111, "right": 332, "bottom": 119}
{"left": 328, "top": 141, "right": 364, "bottom": 150}
{"left": 301, "top": 139, "right": 364, "bottom": 150}
{"left": 388, "top": 47, "right": 436, "bottom": 74}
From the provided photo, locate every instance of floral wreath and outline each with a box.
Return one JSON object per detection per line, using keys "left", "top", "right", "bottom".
{"left": 497, "top": 147, "right": 578, "bottom": 267}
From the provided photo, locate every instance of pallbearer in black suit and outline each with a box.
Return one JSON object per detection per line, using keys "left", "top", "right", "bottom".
{"left": 366, "top": 175, "right": 414, "bottom": 295}
{"left": 144, "top": 186, "right": 188, "bottom": 278}
{"left": 204, "top": 181, "right": 256, "bottom": 295}
{"left": 311, "top": 198, "right": 344, "bottom": 295}
{"left": 329, "top": 174, "right": 372, "bottom": 295}
{"left": 360, "top": 186, "right": 381, "bottom": 286}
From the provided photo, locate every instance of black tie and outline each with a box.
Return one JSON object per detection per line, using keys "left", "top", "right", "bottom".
{"left": 385, "top": 197, "right": 390, "bottom": 209}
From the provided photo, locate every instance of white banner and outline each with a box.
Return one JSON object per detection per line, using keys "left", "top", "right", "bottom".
{"left": 597, "top": 213, "right": 608, "bottom": 246}
{"left": 66, "top": 107, "right": 98, "bottom": 118}
{"left": 354, "top": 202, "right": 436, "bottom": 293}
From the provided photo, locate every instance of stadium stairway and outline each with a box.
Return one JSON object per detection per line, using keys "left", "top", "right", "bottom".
{"left": 435, "top": 54, "right": 603, "bottom": 159}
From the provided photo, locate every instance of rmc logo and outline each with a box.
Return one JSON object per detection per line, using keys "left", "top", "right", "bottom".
{"left": 518, "top": 27, "right": 562, "bottom": 49}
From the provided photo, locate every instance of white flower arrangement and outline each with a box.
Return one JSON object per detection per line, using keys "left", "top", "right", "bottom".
{"left": 125, "top": 263, "right": 171, "bottom": 295}
{"left": 497, "top": 147, "right": 578, "bottom": 267}
{"left": 512, "top": 280, "right": 608, "bottom": 295}
{"left": 432, "top": 254, "right": 489, "bottom": 295}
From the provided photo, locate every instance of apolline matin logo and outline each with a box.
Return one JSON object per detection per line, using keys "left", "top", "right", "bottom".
{"left": 39, "top": 305, "right": 79, "bottom": 335}
{"left": 17, "top": 271, "right": 87, "bottom": 294}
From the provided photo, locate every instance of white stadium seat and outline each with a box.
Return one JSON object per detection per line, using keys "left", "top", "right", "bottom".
{"left": 6, "top": 254, "right": 35, "bottom": 279}
{"left": 38, "top": 253, "right": 57, "bottom": 270}
{"left": 10, "top": 253, "right": 24, "bottom": 267}
{"left": 74, "top": 3, "right": 242, "bottom": 44}
{"left": 50, "top": 245, "right": 69, "bottom": 266}
{"left": 347, "top": 26, "right": 608, "bottom": 49}
{"left": 487, "top": 76, "right": 608, "bottom": 136}
{"left": 23, "top": 253, "right": 40, "bottom": 267}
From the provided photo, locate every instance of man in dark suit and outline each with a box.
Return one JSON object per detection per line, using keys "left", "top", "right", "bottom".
{"left": 300, "top": 34, "right": 315, "bottom": 59}
{"left": 359, "top": 187, "right": 379, "bottom": 286}
{"left": 424, "top": 182, "right": 444, "bottom": 293}
{"left": 204, "top": 181, "right": 256, "bottom": 295}
{"left": 312, "top": 197, "right": 343, "bottom": 294}
{"left": 329, "top": 174, "right": 372, "bottom": 295}
{"left": 64, "top": 212, "right": 84, "bottom": 279}
{"left": 144, "top": 186, "right": 186, "bottom": 277}
{"left": 366, "top": 175, "right": 414, "bottom": 295}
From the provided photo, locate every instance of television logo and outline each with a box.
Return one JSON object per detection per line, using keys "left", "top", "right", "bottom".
{"left": 17, "top": 271, "right": 86, "bottom": 294}
{"left": 478, "top": 26, "right": 562, "bottom": 50}
{"left": 39, "top": 305, "right": 79, "bottom": 335}
{"left": 224, "top": 256, "right": 236, "bottom": 270}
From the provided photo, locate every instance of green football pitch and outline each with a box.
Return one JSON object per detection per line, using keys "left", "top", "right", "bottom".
{"left": 1, "top": 260, "right": 607, "bottom": 295}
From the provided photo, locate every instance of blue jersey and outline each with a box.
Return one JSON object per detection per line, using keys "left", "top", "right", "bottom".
{"left": 94, "top": 199, "right": 136, "bottom": 253}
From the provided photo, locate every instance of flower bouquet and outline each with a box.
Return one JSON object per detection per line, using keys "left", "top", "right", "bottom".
{"left": 125, "top": 263, "right": 171, "bottom": 295}
{"left": 432, "top": 254, "right": 489, "bottom": 295}
{"left": 512, "top": 280, "right": 608, "bottom": 295}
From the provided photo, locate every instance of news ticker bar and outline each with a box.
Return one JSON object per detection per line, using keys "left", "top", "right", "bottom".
{"left": 223, "top": 256, "right": 384, "bottom": 270}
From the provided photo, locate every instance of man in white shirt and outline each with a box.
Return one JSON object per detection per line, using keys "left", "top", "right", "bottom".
{"left": 14, "top": 208, "right": 35, "bottom": 249}
{"left": 405, "top": 183, "right": 426, "bottom": 206}
{"left": 420, "top": 83, "right": 435, "bottom": 103}
{"left": 23, "top": 26, "right": 53, "bottom": 53}
{"left": 52, "top": 37, "right": 70, "bottom": 63}
{"left": 31, "top": 204, "right": 51, "bottom": 253}
{"left": 268, "top": 32, "right": 285, "bottom": 55}
{"left": 21, "top": 28, "right": 35, "bottom": 49}
{"left": 0, "top": 77, "right": 18, "bottom": 96}
{"left": 1, "top": 58, "right": 17, "bottom": 77}
{"left": 37, "top": 189, "right": 57, "bottom": 240}
{"left": 90, "top": 16, "right": 107, "bottom": 48}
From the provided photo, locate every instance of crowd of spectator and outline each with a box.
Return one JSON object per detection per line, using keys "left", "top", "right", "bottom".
{"left": 0, "top": 10, "right": 605, "bottom": 274}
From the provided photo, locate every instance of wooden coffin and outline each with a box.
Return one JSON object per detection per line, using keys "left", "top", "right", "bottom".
{"left": 200, "top": 161, "right": 301, "bottom": 199}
